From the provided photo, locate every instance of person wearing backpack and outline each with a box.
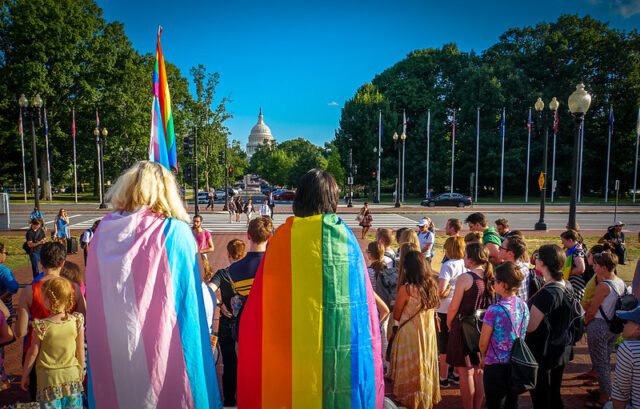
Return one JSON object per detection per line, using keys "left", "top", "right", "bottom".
{"left": 584, "top": 251, "right": 627, "bottom": 408}
{"left": 610, "top": 305, "right": 640, "bottom": 409}
{"left": 376, "top": 228, "right": 396, "bottom": 269}
{"left": 479, "top": 262, "right": 530, "bottom": 409}
{"left": 526, "top": 244, "right": 574, "bottom": 409}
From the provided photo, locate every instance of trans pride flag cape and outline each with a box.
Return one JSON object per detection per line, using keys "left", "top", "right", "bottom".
{"left": 86, "top": 208, "right": 221, "bottom": 409}
{"left": 237, "top": 214, "right": 384, "bottom": 409}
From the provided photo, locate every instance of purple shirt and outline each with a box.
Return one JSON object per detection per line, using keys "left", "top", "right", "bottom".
{"left": 483, "top": 296, "right": 530, "bottom": 365}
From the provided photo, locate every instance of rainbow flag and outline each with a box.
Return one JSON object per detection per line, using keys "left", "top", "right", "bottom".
{"left": 86, "top": 208, "right": 221, "bottom": 409}
{"left": 149, "top": 26, "right": 177, "bottom": 171}
{"left": 237, "top": 214, "right": 384, "bottom": 409}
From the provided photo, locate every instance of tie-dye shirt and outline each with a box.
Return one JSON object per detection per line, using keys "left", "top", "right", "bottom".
{"left": 483, "top": 296, "right": 530, "bottom": 365}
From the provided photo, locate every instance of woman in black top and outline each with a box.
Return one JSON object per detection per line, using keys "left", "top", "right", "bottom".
{"left": 210, "top": 239, "right": 247, "bottom": 407}
{"left": 526, "top": 244, "right": 573, "bottom": 409}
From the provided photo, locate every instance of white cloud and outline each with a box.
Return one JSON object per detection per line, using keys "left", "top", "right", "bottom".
{"left": 614, "top": 0, "right": 640, "bottom": 17}
{"left": 327, "top": 101, "right": 339, "bottom": 107}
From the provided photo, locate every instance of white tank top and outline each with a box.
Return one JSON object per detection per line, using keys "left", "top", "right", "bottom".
{"left": 595, "top": 278, "right": 626, "bottom": 320}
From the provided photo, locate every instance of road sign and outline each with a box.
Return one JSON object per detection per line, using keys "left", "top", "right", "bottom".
{"left": 615, "top": 179, "right": 620, "bottom": 191}
{"left": 347, "top": 176, "right": 353, "bottom": 185}
{"left": 538, "top": 172, "right": 545, "bottom": 191}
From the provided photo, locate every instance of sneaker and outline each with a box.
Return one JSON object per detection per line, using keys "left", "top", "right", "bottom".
{"left": 448, "top": 372, "right": 460, "bottom": 385}
{"left": 439, "top": 378, "right": 450, "bottom": 388}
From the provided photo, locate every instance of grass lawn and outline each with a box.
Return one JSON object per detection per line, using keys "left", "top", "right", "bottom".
{"left": 1, "top": 236, "right": 29, "bottom": 270}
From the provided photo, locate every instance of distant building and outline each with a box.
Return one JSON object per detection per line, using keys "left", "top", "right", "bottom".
{"left": 246, "top": 107, "right": 274, "bottom": 158}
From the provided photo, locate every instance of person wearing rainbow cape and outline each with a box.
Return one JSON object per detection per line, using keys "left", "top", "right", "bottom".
{"left": 237, "top": 168, "right": 385, "bottom": 408}
{"left": 85, "top": 161, "right": 222, "bottom": 409}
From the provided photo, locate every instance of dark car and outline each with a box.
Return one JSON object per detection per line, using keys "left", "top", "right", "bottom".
{"left": 421, "top": 193, "right": 472, "bottom": 208}
{"left": 273, "top": 190, "right": 296, "bottom": 201}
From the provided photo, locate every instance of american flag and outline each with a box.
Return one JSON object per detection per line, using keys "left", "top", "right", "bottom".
{"left": 527, "top": 108, "right": 532, "bottom": 134}
{"left": 500, "top": 108, "right": 505, "bottom": 139}
{"left": 609, "top": 106, "right": 614, "bottom": 136}
{"left": 71, "top": 109, "right": 76, "bottom": 138}
{"left": 553, "top": 110, "right": 559, "bottom": 134}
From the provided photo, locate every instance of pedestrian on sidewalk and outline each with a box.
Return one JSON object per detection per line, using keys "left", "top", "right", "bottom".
{"left": 53, "top": 208, "right": 70, "bottom": 246}
{"left": 206, "top": 189, "right": 215, "bottom": 211}
{"left": 80, "top": 220, "right": 100, "bottom": 266}
{"left": 20, "top": 277, "right": 85, "bottom": 408}
{"left": 244, "top": 197, "right": 255, "bottom": 225}
{"left": 479, "top": 262, "right": 529, "bottom": 409}
{"left": 561, "top": 229, "right": 586, "bottom": 301}
{"left": 227, "top": 198, "right": 237, "bottom": 223}
{"left": 358, "top": 202, "right": 373, "bottom": 239}
{"left": 610, "top": 305, "right": 640, "bottom": 409}
{"left": 85, "top": 161, "right": 222, "bottom": 408}
{"left": 584, "top": 251, "right": 626, "bottom": 408}
{"left": 25, "top": 219, "right": 47, "bottom": 279}
{"left": 526, "top": 244, "right": 573, "bottom": 409}
{"left": 192, "top": 215, "right": 214, "bottom": 261}
{"left": 388, "top": 250, "right": 441, "bottom": 409}
{"left": 447, "top": 243, "right": 495, "bottom": 409}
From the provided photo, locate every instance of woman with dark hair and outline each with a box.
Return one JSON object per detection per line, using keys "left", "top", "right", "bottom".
{"left": 584, "top": 251, "right": 626, "bottom": 408}
{"left": 358, "top": 202, "right": 373, "bottom": 239}
{"left": 560, "top": 229, "right": 586, "bottom": 301}
{"left": 447, "top": 243, "right": 495, "bottom": 409}
{"left": 526, "top": 244, "right": 573, "bottom": 409}
{"left": 237, "top": 169, "right": 384, "bottom": 408}
{"left": 389, "top": 250, "right": 441, "bottom": 409}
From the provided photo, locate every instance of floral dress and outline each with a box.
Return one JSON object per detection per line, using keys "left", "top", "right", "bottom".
{"left": 33, "top": 313, "right": 84, "bottom": 408}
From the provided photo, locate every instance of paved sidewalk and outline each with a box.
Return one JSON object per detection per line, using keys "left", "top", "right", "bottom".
{"left": 0, "top": 231, "right": 609, "bottom": 408}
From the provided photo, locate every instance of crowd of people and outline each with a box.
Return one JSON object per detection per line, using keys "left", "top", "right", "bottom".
{"left": 0, "top": 162, "right": 638, "bottom": 409}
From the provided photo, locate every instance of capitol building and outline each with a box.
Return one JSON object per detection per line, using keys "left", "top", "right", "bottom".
{"left": 246, "top": 108, "right": 274, "bottom": 158}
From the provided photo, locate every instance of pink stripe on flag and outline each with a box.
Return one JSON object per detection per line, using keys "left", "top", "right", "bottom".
{"left": 130, "top": 216, "right": 195, "bottom": 409}
{"left": 86, "top": 215, "right": 120, "bottom": 409}
{"left": 362, "top": 254, "right": 384, "bottom": 406}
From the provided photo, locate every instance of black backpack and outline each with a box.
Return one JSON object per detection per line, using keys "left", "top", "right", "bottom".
{"left": 599, "top": 281, "right": 638, "bottom": 334}
{"left": 375, "top": 267, "right": 398, "bottom": 309}
{"left": 494, "top": 303, "right": 538, "bottom": 394}
{"left": 546, "top": 283, "right": 585, "bottom": 347}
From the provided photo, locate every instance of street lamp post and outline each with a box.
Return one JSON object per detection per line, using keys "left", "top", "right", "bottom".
{"left": 567, "top": 83, "right": 592, "bottom": 230}
{"left": 93, "top": 125, "right": 108, "bottom": 209}
{"left": 18, "top": 94, "right": 43, "bottom": 209}
{"left": 392, "top": 130, "right": 406, "bottom": 207}
{"left": 534, "top": 97, "right": 559, "bottom": 231}
{"left": 348, "top": 148, "right": 354, "bottom": 207}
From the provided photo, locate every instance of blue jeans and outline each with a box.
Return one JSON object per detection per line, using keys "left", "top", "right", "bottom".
{"left": 28, "top": 253, "right": 40, "bottom": 279}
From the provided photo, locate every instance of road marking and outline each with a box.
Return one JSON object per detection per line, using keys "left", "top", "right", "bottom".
{"left": 20, "top": 214, "right": 82, "bottom": 229}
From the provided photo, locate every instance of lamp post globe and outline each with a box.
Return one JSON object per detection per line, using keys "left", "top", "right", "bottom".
{"left": 567, "top": 83, "right": 591, "bottom": 231}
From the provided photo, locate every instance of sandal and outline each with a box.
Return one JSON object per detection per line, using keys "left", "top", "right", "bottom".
{"left": 586, "top": 389, "right": 600, "bottom": 401}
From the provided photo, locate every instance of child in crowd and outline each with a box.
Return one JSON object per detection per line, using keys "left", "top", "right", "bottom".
{"left": 60, "top": 261, "right": 85, "bottom": 298}
{"left": 21, "top": 277, "right": 85, "bottom": 408}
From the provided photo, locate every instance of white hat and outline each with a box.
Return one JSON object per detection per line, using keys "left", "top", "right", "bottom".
{"left": 614, "top": 221, "right": 625, "bottom": 226}
{"left": 417, "top": 218, "right": 428, "bottom": 227}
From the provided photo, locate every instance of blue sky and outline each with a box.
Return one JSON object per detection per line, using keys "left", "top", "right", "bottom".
{"left": 96, "top": 0, "right": 640, "bottom": 148}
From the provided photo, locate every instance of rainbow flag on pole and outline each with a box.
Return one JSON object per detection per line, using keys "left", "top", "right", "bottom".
{"left": 149, "top": 26, "right": 177, "bottom": 171}
{"left": 237, "top": 214, "right": 384, "bottom": 409}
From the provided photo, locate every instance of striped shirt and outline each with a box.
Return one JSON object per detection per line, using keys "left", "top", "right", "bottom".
{"left": 516, "top": 261, "right": 530, "bottom": 302}
{"left": 611, "top": 339, "right": 640, "bottom": 408}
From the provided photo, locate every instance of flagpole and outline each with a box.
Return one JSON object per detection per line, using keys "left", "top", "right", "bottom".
{"left": 426, "top": 109, "right": 431, "bottom": 198}
{"left": 451, "top": 110, "right": 456, "bottom": 194}
{"left": 526, "top": 107, "right": 531, "bottom": 203}
{"left": 402, "top": 110, "right": 406, "bottom": 203}
{"left": 605, "top": 106, "right": 612, "bottom": 202}
{"left": 19, "top": 109, "right": 27, "bottom": 203}
{"left": 72, "top": 109, "right": 78, "bottom": 203}
{"left": 634, "top": 107, "right": 640, "bottom": 203}
{"left": 377, "top": 110, "right": 381, "bottom": 203}
{"left": 96, "top": 110, "right": 103, "bottom": 207}
{"left": 475, "top": 107, "right": 479, "bottom": 203}
{"left": 44, "top": 106, "right": 52, "bottom": 201}
{"left": 500, "top": 108, "right": 505, "bottom": 203}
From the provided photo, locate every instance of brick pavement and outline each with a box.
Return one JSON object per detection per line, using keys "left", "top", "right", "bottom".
{"left": 0, "top": 230, "right": 612, "bottom": 408}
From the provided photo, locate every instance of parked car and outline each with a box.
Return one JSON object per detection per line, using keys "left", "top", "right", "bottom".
{"left": 421, "top": 193, "right": 472, "bottom": 207}
{"left": 197, "top": 191, "right": 210, "bottom": 204}
{"left": 273, "top": 190, "right": 296, "bottom": 201}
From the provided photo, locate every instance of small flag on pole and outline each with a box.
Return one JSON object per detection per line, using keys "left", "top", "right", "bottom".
{"left": 149, "top": 25, "right": 178, "bottom": 171}
{"left": 500, "top": 109, "right": 506, "bottom": 139}
{"left": 527, "top": 109, "right": 532, "bottom": 134}
{"left": 609, "top": 106, "right": 614, "bottom": 136}
{"left": 72, "top": 109, "right": 76, "bottom": 138}
{"left": 553, "top": 110, "right": 559, "bottom": 134}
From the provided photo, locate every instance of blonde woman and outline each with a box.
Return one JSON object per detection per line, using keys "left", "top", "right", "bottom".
{"left": 85, "top": 161, "right": 222, "bottom": 408}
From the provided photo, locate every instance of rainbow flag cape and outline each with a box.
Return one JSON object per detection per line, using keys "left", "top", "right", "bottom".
{"left": 86, "top": 208, "right": 221, "bottom": 409}
{"left": 237, "top": 214, "right": 384, "bottom": 409}
{"left": 149, "top": 26, "right": 178, "bottom": 171}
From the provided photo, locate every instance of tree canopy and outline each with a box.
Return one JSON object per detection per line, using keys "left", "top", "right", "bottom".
{"left": 335, "top": 15, "right": 640, "bottom": 198}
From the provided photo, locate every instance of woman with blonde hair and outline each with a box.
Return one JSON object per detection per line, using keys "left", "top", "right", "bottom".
{"left": 85, "top": 161, "right": 221, "bottom": 409}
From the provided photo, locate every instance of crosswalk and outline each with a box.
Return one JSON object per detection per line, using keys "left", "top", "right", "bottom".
{"left": 69, "top": 212, "right": 419, "bottom": 233}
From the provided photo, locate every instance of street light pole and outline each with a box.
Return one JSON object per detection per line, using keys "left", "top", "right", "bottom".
{"left": 534, "top": 97, "right": 559, "bottom": 231}
{"left": 567, "top": 83, "right": 592, "bottom": 231}
{"left": 348, "top": 148, "right": 353, "bottom": 208}
{"left": 19, "top": 94, "right": 43, "bottom": 210}
{"left": 94, "top": 125, "right": 108, "bottom": 209}
{"left": 194, "top": 126, "right": 200, "bottom": 217}
{"left": 392, "top": 131, "right": 405, "bottom": 207}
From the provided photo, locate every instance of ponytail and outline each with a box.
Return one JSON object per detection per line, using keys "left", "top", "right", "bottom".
{"left": 484, "top": 260, "right": 495, "bottom": 297}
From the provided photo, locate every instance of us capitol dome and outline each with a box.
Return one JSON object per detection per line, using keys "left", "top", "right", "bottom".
{"left": 246, "top": 107, "right": 274, "bottom": 158}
